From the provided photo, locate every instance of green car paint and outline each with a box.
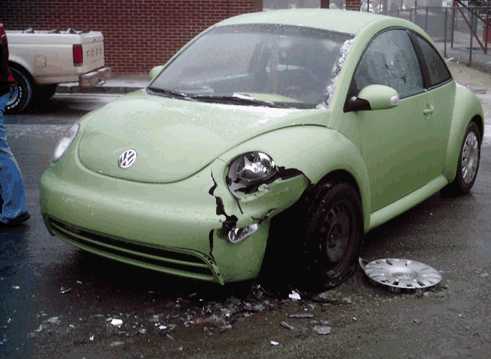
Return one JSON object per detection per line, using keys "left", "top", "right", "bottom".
{"left": 40, "top": 9, "right": 484, "bottom": 284}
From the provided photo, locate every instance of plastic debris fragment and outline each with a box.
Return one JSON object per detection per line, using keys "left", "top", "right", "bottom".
{"left": 281, "top": 322, "right": 295, "bottom": 331}
{"left": 289, "top": 313, "right": 313, "bottom": 318}
{"left": 60, "top": 287, "right": 71, "bottom": 294}
{"left": 313, "top": 325, "right": 331, "bottom": 335}
{"left": 111, "top": 319, "right": 123, "bottom": 328}
{"left": 270, "top": 340, "right": 279, "bottom": 346}
{"left": 166, "top": 334, "right": 175, "bottom": 341}
{"left": 111, "top": 341, "right": 124, "bottom": 347}
{"left": 47, "top": 317, "right": 60, "bottom": 324}
{"left": 289, "top": 291, "right": 301, "bottom": 301}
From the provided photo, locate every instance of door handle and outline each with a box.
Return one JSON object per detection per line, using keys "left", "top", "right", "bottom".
{"left": 423, "top": 105, "right": 434, "bottom": 115}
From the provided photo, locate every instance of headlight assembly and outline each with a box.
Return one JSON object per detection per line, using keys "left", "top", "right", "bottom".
{"left": 52, "top": 123, "right": 80, "bottom": 163}
{"left": 227, "top": 151, "right": 278, "bottom": 197}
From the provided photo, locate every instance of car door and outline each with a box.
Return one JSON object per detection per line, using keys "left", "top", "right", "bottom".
{"left": 352, "top": 29, "right": 438, "bottom": 212}
{"left": 409, "top": 31, "right": 454, "bottom": 173}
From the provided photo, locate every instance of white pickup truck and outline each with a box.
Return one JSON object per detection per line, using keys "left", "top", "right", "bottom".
{"left": 6, "top": 28, "right": 111, "bottom": 113}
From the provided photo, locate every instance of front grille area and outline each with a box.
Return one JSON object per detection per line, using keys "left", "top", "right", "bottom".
{"left": 48, "top": 218, "right": 220, "bottom": 283}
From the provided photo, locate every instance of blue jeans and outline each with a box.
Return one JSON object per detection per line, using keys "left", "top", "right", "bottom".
{"left": 0, "top": 92, "right": 27, "bottom": 222}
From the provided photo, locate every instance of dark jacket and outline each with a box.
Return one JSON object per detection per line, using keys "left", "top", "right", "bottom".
{"left": 0, "top": 21, "right": 17, "bottom": 97}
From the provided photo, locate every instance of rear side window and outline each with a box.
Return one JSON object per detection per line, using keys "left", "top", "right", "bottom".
{"left": 414, "top": 35, "right": 452, "bottom": 87}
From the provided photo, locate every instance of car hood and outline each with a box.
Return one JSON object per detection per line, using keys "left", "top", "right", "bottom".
{"left": 77, "top": 91, "right": 317, "bottom": 183}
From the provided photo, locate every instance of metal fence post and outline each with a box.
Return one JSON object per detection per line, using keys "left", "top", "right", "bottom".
{"left": 445, "top": 7, "right": 448, "bottom": 57}
{"left": 425, "top": 7, "right": 429, "bottom": 31}
{"left": 469, "top": 9, "right": 474, "bottom": 66}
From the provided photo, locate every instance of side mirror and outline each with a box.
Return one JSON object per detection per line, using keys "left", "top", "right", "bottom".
{"left": 149, "top": 65, "right": 164, "bottom": 81}
{"left": 345, "top": 84, "right": 400, "bottom": 112}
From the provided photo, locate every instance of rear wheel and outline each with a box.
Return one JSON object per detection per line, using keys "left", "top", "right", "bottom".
{"left": 442, "top": 121, "right": 481, "bottom": 196}
{"left": 6, "top": 66, "right": 34, "bottom": 114}
{"left": 302, "top": 182, "right": 363, "bottom": 290}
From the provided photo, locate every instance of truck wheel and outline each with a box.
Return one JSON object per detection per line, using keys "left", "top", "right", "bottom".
{"left": 35, "top": 84, "right": 58, "bottom": 102}
{"left": 303, "top": 182, "right": 363, "bottom": 290}
{"left": 6, "top": 66, "right": 34, "bottom": 114}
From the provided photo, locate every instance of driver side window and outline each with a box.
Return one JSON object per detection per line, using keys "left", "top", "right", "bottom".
{"left": 354, "top": 29, "right": 424, "bottom": 99}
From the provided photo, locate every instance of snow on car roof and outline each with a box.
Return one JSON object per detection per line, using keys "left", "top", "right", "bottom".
{"left": 215, "top": 9, "right": 392, "bottom": 35}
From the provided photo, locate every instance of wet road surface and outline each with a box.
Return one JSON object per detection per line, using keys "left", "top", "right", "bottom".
{"left": 1, "top": 89, "right": 491, "bottom": 358}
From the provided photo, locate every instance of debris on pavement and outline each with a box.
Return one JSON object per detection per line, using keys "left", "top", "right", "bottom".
{"left": 270, "top": 340, "right": 280, "bottom": 346}
{"left": 47, "top": 317, "right": 60, "bottom": 324}
{"left": 313, "top": 325, "right": 331, "bottom": 335}
{"left": 289, "top": 313, "right": 314, "bottom": 319}
{"left": 110, "top": 319, "right": 123, "bottom": 328}
{"left": 280, "top": 321, "right": 295, "bottom": 331}
{"left": 59, "top": 287, "right": 71, "bottom": 294}
{"left": 289, "top": 291, "right": 301, "bottom": 301}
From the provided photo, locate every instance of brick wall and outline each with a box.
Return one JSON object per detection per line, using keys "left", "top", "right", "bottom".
{"left": 345, "top": 0, "right": 362, "bottom": 10}
{"left": 321, "top": 0, "right": 362, "bottom": 10}
{"left": 0, "top": 0, "right": 263, "bottom": 75}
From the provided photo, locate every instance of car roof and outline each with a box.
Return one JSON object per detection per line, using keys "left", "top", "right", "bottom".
{"left": 215, "top": 9, "right": 399, "bottom": 35}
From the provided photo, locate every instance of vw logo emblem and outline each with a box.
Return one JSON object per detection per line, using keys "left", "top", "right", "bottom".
{"left": 118, "top": 149, "right": 138, "bottom": 169}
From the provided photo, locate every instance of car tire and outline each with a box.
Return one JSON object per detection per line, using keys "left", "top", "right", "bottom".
{"left": 35, "top": 84, "right": 58, "bottom": 102}
{"left": 6, "top": 66, "right": 34, "bottom": 114}
{"left": 302, "top": 182, "right": 363, "bottom": 290}
{"left": 442, "top": 121, "right": 481, "bottom": 196}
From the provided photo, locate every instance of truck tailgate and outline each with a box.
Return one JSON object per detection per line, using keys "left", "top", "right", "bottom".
{"left": 7, "top": 30, "right": 107, "bottom": 83}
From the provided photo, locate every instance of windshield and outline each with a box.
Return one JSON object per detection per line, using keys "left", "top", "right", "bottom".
{"left": 149, "top": 24, "right": 354, "bottom": 109}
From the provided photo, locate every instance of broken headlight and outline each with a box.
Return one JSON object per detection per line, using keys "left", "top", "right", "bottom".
{"left": 227, "top": 152, "right": 278, "bottom": 197}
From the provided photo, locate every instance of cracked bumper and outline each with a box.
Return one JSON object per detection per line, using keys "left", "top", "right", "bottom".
{"left": 39, "top": 154, "right": 309, "bottom": 283}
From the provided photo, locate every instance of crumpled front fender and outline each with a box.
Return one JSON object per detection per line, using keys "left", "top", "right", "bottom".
{"left": 216, "top": 125, "right": 371, "bottom": 233}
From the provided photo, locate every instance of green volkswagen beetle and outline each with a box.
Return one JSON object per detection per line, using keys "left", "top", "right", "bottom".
{"left": 40, "top": 9, "right": 483, "bottom": 289}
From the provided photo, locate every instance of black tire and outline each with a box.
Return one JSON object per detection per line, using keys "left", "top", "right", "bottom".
{"left": 303, "top": 183, "right": 363, "bottom": 290}
{"left": 6, "top": 66, "right": 34, "bottom": 114}
{"left": 441, "top": 121, "right": 481, "bottom": 196}
{"left": 34, "top": 84, "right": 58, "bottom": 102}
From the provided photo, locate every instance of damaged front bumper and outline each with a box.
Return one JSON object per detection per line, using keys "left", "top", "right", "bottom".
{"left": 40, "top": 155, "right": 309, "bottom": 284}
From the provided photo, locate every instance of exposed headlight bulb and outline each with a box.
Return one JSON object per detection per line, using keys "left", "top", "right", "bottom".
{"left": 227, "top": 152, "right": 278, "bottom": 197}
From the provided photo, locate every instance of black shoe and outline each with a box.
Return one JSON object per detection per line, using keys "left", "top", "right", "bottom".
{"left": 0, "top": 212, "right": 31, "bottom": 227}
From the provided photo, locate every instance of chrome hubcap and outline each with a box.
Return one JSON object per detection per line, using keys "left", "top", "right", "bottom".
{"left": 462, "top": 132, "right": 479, "bottom": 184}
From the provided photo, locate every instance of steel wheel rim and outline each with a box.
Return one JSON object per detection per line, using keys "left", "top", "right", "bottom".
{"left": 462, "top": 131, "right": 479, "bottom": 184}
{"left": 320, "top": 201, "right": 351, "bottom": 265}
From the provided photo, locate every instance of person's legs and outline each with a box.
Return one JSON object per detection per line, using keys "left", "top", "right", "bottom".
{"left": 0, "top": 92, "right": 29, "bottom": 225}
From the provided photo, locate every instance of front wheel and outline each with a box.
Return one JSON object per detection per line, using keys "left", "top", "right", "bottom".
{"left": 303, "top": 182, "right": 363, "bottom": 290}
{"left": 6, "top": 66, "right": 34, "bottom": 114}
{"left": 442, "top": 121, "right": 481, "bottom": 196}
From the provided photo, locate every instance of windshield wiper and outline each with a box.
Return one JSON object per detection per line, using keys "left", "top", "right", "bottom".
{"left": 146, "top": 87, "right": 189, "bottom": 99}
{"left": 189, "top": 94, "right": 275, "bottom": 108}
